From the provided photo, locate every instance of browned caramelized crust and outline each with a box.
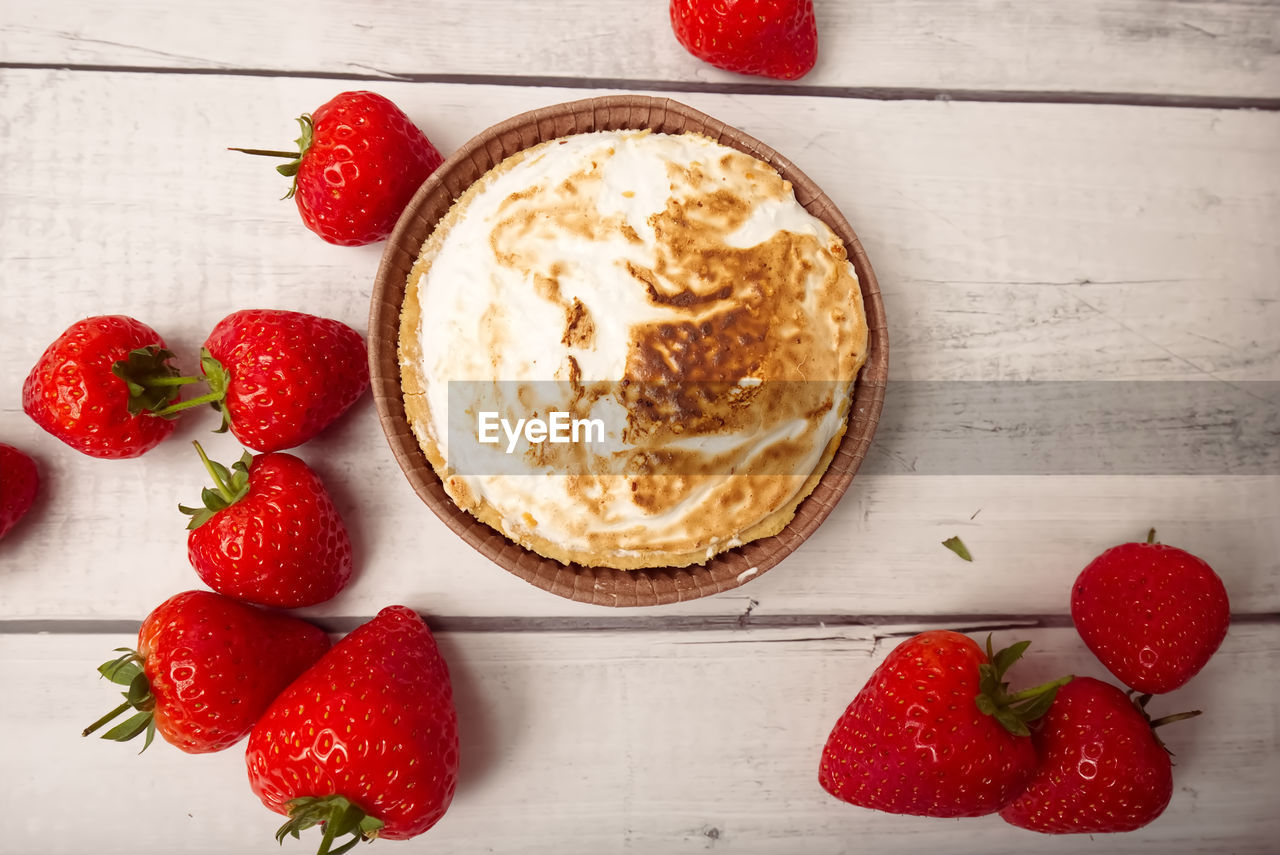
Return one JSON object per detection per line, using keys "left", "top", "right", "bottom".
{"left": 400, "top": 130, "right": 868, "bottom": 569}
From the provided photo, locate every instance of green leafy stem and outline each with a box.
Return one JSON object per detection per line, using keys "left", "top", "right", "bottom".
{"left": 82, "top": 648, "right": 157, "bottom": 752}
{"left": 974, "top": 635, "right": 1073, "bottom": 737}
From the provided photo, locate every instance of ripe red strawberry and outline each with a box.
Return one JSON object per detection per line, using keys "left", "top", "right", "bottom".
{"left": 1072, "top": 530, "right": 1230, "bottom": 694}
{"left": 819, "top": 631, "right": 1071, "bottom": 817}
{"left": 246, "top": 606, "right": 458, "bottom": 852}
{"left": 0, "top": 444, "right": 39, "bottom": 540}
{"left": 167, "top": 309, "right": 368, "bottom": 452}
{"left": 999, "top": 677, "right": 1201, "bottom": 833}
{"left": 84, "top": 591, "right": 330, "bottom": 753}
{"left": 23, "top": 315, "right": 189, "bottom": 458}
{"left": 182, "top": 442, "right": 353, "bottom": 608}
{"left": 670, "top": 0, "right": 818, "bottom": 81}
{"left": 233, "top": 90, "right": 444, "bottom": 246}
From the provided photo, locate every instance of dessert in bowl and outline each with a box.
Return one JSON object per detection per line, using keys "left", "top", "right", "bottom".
{"left": 371, "top": 96, "right": 887, "bottom": 604}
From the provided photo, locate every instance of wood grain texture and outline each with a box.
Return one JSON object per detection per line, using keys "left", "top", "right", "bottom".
{"left": 0, "top": 70, "right": 1275, "bottom": 387}
{"left": 1, "top": 69, "right": 1277, "bottom": 619}
{"left": 3, "top": 624, "right": 1275, "bottom": 854}
{"left": 1, "top": 412, "right": 1277, "bottom": 619}
{"left": 2, "top": 4, "right": 1277, "bottom": 852}
{"left": 1, "top": 0, "right": 1278, "bottom": 100}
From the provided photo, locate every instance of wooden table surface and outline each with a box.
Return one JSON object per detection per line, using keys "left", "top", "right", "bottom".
{"left": 1, "top": 3, "right": 1277, "bottom": 853}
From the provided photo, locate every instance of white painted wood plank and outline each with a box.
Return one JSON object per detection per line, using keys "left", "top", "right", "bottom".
{"left": 0, "top": 70, "right": 1276, "bottom": 619}
{"left": 1, "top": 410, "right": 1277, "bottom": 620}
{"left": 2, "top": 624, "right": 1274, "bottom": 854}
{"left": 0, "top": 71, "right": 1274, "bottom": 385}
{"left": 1, "top": 0, "right": 1277, "bottom": 99}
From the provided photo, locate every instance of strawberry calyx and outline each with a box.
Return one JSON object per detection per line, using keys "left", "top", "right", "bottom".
{"left": 179, "top": 441, "right": 252, "bottom": 530}
{"left": 276, "top": 795, "right": 385, "bottom": 855}
{"left": 1129, "top": 691, "right": 1203, "bottom": 756}
{"left": 82, "top": 648, "right": 157, "bottom": 752}
{"left": 147, "top": 348, "right": 232, "bottom": 428}
{"left": 974, "top": 635, "right": 1073, "bottom": 737}
{"left": 229, "top": 113, "right": 316, "bottom": 200}
{"left": 110, "top": 346, "right": 196, "bottom": 418}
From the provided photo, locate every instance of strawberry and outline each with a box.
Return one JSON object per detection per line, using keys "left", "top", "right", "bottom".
{"left": 670, "top": 0, "right": 818, "bottom": 81}
{"left": 819, "top": 631, "right": 1071, "bottom": 817}
{"left": 181, "top": 441, "right": 353, "bottom": 608}
{"left": 22, "top": 315, "right": 190, "bottom": 458}
{"left": 84, "top": 590, "right": 330, "bottom": 754}
{"left": 233, "top": 90, "right": 444, "bottom": 246}
{"left": 165, "top": 309, "right": 369, "bottom": 452}
{"left": 0, "top": 444, "right": 39, "bottom": 540}
{"left": 999, "top": 677, "right": 1201, "bottom": 833}
{"left": 246, "top": 606, "right": 458, "bottom": 853}
{"left": 1072, "top": 529, "right": 1230, "bottom": 694}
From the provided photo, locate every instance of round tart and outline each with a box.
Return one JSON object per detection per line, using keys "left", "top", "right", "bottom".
{"left": 399, "top": 128, "right": 868, "bottom": 570}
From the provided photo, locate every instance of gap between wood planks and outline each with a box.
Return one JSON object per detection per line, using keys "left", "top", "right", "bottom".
{"left": 3, "top": 62, "right": 1279, "bottom": 111}
{"left": 3, "top": 612, "right": 1276, "bottom": 636}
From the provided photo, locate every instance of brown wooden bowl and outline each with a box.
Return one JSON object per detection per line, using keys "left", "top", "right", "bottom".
{"left": 369, "top": 95, "right": 888, "bottom": 607}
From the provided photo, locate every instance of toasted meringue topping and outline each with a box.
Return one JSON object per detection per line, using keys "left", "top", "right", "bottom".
{"left": 400, "top": 130, "right": 867, "bottom": 568}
